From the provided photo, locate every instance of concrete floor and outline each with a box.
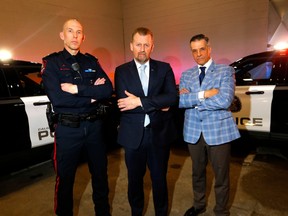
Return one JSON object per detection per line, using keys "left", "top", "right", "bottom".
{"left": 0, "top": 145, "right": 288, "bottom": 216}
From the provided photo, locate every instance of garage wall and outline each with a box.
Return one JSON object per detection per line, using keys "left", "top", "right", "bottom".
{"left": 0, "top": 0, "right": 124, "bottom": 79}
{"left": 0, "top": 0, "right": 271, "bottom": 84}
{"left": 121, "top": 0, "right": 269, "bottom": 83}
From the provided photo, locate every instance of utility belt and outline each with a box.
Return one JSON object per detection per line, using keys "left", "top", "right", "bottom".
{"left": 46, "top": 102, "right": 108, "bottom": 131}
{"left": 57, "top": 112, "right": 103, "bottom": 128}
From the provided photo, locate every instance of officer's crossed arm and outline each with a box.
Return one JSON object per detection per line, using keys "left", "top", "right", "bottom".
{"left": 61, "top": 78, "right": 107, "bottom": 103}
{"left": 61, "top": 78, "right": 106, "bottom": 94}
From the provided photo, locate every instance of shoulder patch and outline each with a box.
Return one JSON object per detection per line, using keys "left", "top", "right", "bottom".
{"left": 41, "top": 59, "right": 47, "bottom": 75}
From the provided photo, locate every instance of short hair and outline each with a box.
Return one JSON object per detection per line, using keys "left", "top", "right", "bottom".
{"left": 131, "top": 27, "right": 154, "bottom": 41}
{"left": 190, "top": 34, "right": 209, "bottom": 44}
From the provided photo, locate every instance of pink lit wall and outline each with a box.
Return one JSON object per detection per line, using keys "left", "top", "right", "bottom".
{"left": 121, "top": 0, "right": 270, "bottom": 84}
{"left": 0, "top": 0, "right": 272, "bottom": 85}
{"left": 0, "top": 0, "right": 125, "bottom": 83}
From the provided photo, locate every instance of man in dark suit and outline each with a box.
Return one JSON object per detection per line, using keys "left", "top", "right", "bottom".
{"left": 114, "top": 27, "right": 178, "bottom": 216}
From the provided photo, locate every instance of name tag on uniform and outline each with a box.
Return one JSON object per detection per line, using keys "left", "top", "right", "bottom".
{"left": 85, "top": 69, "right": 96, "bottom": 72}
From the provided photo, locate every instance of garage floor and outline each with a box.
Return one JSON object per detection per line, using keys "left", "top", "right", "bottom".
{"left": 0, "top": 145, "right": 288, "bottom": 216}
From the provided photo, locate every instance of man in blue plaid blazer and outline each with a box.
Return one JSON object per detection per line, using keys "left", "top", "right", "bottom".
{"left": 179, "top": 34, "right": 240, "bottom": 216}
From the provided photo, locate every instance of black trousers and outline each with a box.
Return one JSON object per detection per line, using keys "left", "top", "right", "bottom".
{"left": 187, "top": 134, "right": 231, "bottom": 216}
{"left": 53, "top": 120, "right": 110, "bottom": 216}
{"left": 124, "top": 128, "right": 170, "bottom": 216}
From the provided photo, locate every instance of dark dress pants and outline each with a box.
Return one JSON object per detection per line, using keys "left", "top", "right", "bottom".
{"left": 124, "top": 127, "right": 170, "bottom": 216}
{"left": 187, "top": 134, "right": 231, "bottom": 216}
{"left": 54, "top": 120, "right": 110, "bottom": 216}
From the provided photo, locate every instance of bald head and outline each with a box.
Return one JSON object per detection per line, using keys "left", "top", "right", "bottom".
{"left": 60, "top": 19, "right": 85, "bottom": 55}
{"left": 63, "top": 19, "right": 83, "bottom": 32}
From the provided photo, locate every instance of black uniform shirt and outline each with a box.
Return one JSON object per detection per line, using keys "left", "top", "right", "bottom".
{"left": 41, "top": 48, "right": 113, "bottom": 114}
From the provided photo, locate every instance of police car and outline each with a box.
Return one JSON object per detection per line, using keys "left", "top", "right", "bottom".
{"left": 0, "top": 59, "right": 54, "bottom": 174}
{"left": 230, "top": 48, "right": 288, "bottom": 142}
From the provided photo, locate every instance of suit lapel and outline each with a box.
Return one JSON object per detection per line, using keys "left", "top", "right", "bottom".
{"left": 126, "top": 59, "right": 160, "bottom": 96}
{"left": 148, "top": 59, "right": 158, "bottom": 96}
{"left": 189, "top": 67, "right": 200, "bottom": 88}
{"left": 201, "top": 61, "right": 215, "bottom": 88}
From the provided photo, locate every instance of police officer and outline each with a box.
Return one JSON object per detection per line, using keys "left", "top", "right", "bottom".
{"left": 41, "top": 18, "right": 112, "bottom": 216}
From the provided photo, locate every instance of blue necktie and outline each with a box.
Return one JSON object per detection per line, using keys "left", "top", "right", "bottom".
{"left": 140, "top": 64, "right": 148, "bottom": 95}
{"left": 139, "top": 64, "right": 150, "bottom": 126}
{"left": 199, "top": 66, "right": 206, "bottom": 85}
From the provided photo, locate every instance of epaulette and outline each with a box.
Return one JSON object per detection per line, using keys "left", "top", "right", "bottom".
{"left": 43, "top": 52, "right": 59, "bottom": 59}
{"left": 85, "top": 53, "right": 98, "bottom": 61}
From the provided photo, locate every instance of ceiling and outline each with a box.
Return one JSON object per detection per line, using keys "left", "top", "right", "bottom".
{"left": 270, "top": 0, "right": 288, "bottom": 18}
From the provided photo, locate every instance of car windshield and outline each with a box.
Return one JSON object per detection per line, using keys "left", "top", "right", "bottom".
{"left": 0, "top": 64, "right": 44, "bottom": 98}
{"left": 231, "top": 53, "right": 288, "bottom": 86}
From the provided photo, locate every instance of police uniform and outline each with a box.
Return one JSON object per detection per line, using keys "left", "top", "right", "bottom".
{"left": 41, "top": 48, "right": 112, "bottom": 216}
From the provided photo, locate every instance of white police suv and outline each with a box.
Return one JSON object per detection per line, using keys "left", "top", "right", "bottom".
{"left": 230, "top": 48, "right": 288, "bottom": 142}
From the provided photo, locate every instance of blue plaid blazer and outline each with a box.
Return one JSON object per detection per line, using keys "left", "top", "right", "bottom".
{"left": 179, "top": 61, "right": 240, "bottom": 145}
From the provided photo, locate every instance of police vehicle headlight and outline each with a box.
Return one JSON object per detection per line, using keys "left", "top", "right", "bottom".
{"left": 0, "top": 49, "right": 12, "bottom": 61}
{"left": 274, "top": 42, "right": 288, "bottom": 50}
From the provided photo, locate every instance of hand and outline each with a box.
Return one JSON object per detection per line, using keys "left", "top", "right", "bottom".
{"left": 94, "top": 78, "right": 106, "bottom": 85}
{"left": 204, "top": 88, "right": 219, "bottom": 98}
{"left": 117, "top": 90, "right": 141, "bottom": 111}
{"left": 61, "top": 83, "right": 78, "bottom": 94}
{"left": 161, "top": 107, "right": 170, "bottom": 111}
{"left": 179, "top": 88, "right": 189, "bottom": 95}
{"left": 91, "top": 78, "right": 106, "bottom": 103}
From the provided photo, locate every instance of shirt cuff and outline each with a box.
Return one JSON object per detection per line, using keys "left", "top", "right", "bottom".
{"left": 198, "top": 91, "right": 205, "bottom": 101}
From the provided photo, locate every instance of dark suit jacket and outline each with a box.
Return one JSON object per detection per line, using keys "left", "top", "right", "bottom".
{"left": 114, "top": 59, "right": 178, "bottom": 149}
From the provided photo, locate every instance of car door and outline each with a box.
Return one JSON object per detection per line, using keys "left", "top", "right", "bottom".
{"left": 233, "top": 85, "right": 274, "bottom": 133}
{"left": 231, "top": 53, "right": 288, "bottom": 140}
{"left": 21, "top": 95, "right": 52, "bottom": 148}
{"left": 0, "top": 67, "right": 32, "bottom": 155}
{"left": 269, "top": 57, "right": 288, "bottom": 138}
{"left": 231, "top": 56, "right": 275, "bottom": 138}
{"left": 0, "top": 63, "right": 53, "bottom": 156}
